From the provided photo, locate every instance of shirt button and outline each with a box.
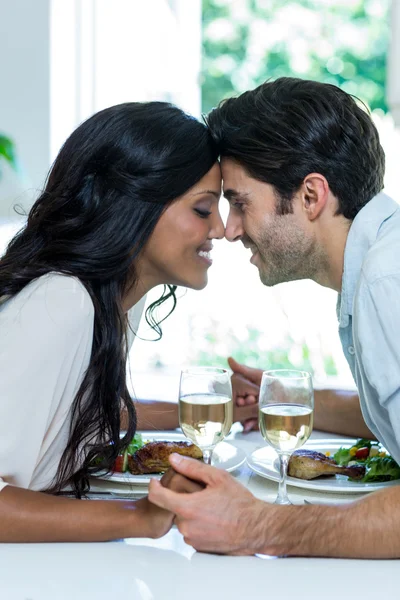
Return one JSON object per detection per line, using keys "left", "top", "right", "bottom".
{"left": 348, "top": 346, "right": 355, "bottom": 355}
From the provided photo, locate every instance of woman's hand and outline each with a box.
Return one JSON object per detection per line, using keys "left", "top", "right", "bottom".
{"left": 131, "top": 497, "right": 175, "bottom": 539}
{"left": 127, "top": 466, "right": 205, "bottom": 540}
{"left": 161, "top": 466, "right": 205, "bottom": 494}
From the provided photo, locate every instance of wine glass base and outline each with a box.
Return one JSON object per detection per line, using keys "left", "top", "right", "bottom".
{"left": 274, "top": 497, "right": 292, "bottom": 506}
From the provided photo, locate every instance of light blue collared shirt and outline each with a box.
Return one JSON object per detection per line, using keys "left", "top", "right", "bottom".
{"left": 338, "top": 192, "right": 400, "bottom": 462}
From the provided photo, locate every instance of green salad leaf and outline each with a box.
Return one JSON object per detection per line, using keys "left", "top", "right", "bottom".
{"left": 353, "top": 438, "right": 378, "bottom": 450}
{"left": 126, "top": 433, "right": 144, "bottom": 454}
{"left": 333, "top": 447, "right": 351, "bottom": 466}
{"left": 361, "top": 456, "right": 400, "bottom": 483}
{"left": 334, "top": 438, "right": 380, "bottom": 466}
{"left": 334, "top": 438, "right": 400, "bottom": 483}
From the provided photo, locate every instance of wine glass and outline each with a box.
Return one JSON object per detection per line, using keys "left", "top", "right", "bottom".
{"left": 259, "top": 369, "right": 314, "bottom": 505}
{"left": 179, "top": 367, "right": 233, "bottom": 465}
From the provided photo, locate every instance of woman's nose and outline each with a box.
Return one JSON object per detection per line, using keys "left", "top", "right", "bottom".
{"left": 210, "top": 211, "right": 225, "bottom": 240}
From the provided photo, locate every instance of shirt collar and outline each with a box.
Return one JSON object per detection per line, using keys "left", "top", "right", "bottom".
{"left": 337, "top": 192, "right": 399, "bottom": 328}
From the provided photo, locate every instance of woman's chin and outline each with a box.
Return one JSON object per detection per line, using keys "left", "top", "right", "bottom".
{"left": 183, "top": 274, "right": 208, "bottom": 291}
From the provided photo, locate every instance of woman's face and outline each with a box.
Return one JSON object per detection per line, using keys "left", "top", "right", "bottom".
{"left": 138, "top": 163, "right": 224, "bottom": 292}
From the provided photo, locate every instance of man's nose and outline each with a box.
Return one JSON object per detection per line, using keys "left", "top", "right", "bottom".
{"left": 225, "top": 210, "right": 244, "bottom": 243}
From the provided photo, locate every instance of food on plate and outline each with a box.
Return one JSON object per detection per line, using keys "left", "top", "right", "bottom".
{"left": 288, "top": 449, "right": 365, "bottom": 480}
{"left": 333, "top": 438, "right": 400, "bottom": 483}
{"left": 287, "top": 438, "right": 400, "bottom": 483}
{"left": 128, "top": 441, "right": 203, "bottom": 474}
{"left": 112, "top": 435, "right": 203, "bottom": 475}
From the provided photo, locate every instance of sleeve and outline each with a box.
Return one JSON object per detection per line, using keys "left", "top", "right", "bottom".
{"left": 354, "top": 273, "right": 400, "bottom": 450}
{"left": 126, "top": 295, "right": 146, "bottom": 350}
{"left": 0, "top": 275, "right": 94, "bottom": 491}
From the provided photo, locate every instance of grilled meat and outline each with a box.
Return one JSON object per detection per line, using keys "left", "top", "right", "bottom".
{"left": 288, "top": 449, "right": 366, "bottom": 480}
{"left": 128, "top": 441, "right": 203, "bottom": 474}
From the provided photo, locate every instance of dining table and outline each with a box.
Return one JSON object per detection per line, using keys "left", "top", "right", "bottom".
{"left": 1, "top": 427, "right": 398, "bottom": 600}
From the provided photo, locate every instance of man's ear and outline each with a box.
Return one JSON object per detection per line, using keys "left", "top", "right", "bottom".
{"left": 301, "top": 173, "right": 329, "bottom": 221}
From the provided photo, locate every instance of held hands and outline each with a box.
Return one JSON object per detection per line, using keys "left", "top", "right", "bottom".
{"left": 136, "top": 465, "right": 205, "bottom": 539}
{"left": 149, "top": 453, "right": 268, "bottom": 555}
{"left": 133, "top": 497, "right": 175, "bottom": 539}
{"left": 229, "top": 357, "right": 262, "bottom": 433}
{"left": 132, "top": 470, "right": 204, "bottom": 539}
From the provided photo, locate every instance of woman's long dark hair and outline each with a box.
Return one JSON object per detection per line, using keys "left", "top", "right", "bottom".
{"left": 0, "top": 102, "right": 218, "bottom": 496}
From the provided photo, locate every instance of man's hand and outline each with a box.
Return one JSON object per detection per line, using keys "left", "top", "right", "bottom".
{"left": 149, "top": 454, "right": 268, "bottom": 555}
{"left": 150, "top": 455, "right": 400, "bottom": 559}
{"left": 229, "top": 357, "right": 262, "bottom": 432}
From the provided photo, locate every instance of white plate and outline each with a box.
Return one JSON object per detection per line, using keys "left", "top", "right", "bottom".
{"left": 94, "top": 431, "right": 246, "bottom": 485}
{"left": 247, "top": 438, "right": 400, "bottom": 494}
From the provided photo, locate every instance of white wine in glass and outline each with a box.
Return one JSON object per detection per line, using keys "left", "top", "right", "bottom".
{"left": 179, "top": 367, "right": 233, "bottom": 465}
{"left": 259, "top": 370, "right": 314, "bottom": 505}
{"left": 259, "top": 404, "right": 313, "bottom": 453}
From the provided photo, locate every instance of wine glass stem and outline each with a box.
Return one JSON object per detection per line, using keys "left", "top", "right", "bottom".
{"left": 276, "top": 453, "right": 291, "bottom": 505}
{"left": 202, "top": 449, "right": 213, "bottom": 465}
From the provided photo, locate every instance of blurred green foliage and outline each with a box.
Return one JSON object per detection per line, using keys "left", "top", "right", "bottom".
{"left": 189, "top": 318, "right": 338, "bottom": 376}
{"left": 202, "top": 0, "right": 390, "bottom": 114}
{"left": 0, "top": 134, "right": 17, "bottom": 180}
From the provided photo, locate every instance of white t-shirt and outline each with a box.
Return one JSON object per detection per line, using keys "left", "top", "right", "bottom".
{"left": 0, "top": 273, "right": 145, "bottom": 492}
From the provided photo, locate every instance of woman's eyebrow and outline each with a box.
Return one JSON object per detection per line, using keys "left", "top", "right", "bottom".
{"left": 192, "top": 190, "right": 221, "bottom": 200}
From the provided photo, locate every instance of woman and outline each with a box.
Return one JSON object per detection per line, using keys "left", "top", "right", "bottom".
{"left": 0, "top": 101, "right": 224, "bottom": 542}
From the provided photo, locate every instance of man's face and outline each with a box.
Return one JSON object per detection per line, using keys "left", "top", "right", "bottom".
{"left": 221, "top": 158, "right": 323, "bottom": 286}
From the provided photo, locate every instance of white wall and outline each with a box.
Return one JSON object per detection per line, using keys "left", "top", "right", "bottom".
{"left": 0, "top": 0, "right": 202, "bottom": 219}
{"left": 0, "top": 0, "right": 51, "bottom": 217}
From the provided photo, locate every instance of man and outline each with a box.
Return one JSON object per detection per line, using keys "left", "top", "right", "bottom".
{"left": 148, "top": 78, "right": 400, "bottom": 558}
{"left": 219, "top": 77, "right": 399, "bottom": 449}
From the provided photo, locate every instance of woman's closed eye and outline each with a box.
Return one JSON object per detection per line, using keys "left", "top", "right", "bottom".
{"left": 194, "top": 208, "right": 212, "bottom": 218}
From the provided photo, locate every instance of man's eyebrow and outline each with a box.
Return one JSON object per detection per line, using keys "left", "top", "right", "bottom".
{"left": 223, "top": 189, "right": 250, "bottom": 202}
{"left": 192, "top": 190, "right": 221, "bottom": 200}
